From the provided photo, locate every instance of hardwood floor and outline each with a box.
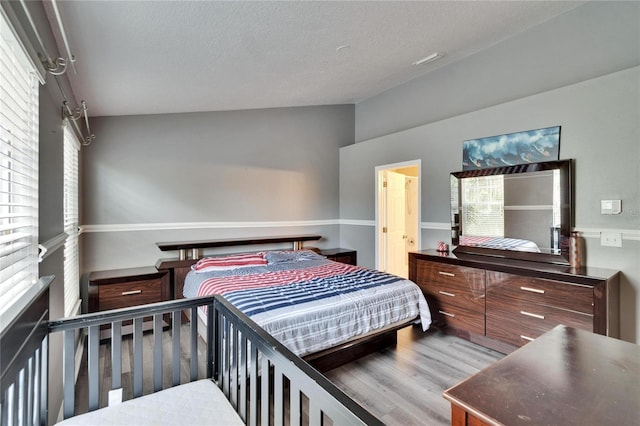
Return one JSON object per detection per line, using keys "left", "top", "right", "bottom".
{"left": 323, "top": 325, "right": 504, "bottom": 425}
{"left": 74, "top": 324, "right": 503, "bottom": 425}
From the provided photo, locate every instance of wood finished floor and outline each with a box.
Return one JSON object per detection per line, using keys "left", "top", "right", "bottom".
{"left": 74, "top": 324, "right": 504, "bottom": 425}
{"left": 324, "top": 325, "right": 504, "bottom": 425}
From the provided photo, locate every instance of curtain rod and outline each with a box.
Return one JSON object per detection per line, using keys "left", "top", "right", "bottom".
{"left": 19, "top": 0, "right": 94, "bottom": 146}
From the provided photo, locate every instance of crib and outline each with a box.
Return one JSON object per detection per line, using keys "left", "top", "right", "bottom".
{"left": 0, "top": 282, "right": 383, "bottom": 425}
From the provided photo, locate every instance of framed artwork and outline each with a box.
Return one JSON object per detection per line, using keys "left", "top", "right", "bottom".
{"left": 462, "top": 126, "right": 561, "bottom": 170}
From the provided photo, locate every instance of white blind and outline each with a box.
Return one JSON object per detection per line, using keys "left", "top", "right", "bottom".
{"left": 0, "top": 12, "right": 40, "bottom": 314}
{"left": 461, "top": 175, "right": 504, "bottom": 237}
{"left": 63, "top": 123, "right": 80, "bottom": 317}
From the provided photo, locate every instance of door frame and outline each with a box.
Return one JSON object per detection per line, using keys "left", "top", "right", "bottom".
{"left": 374, "top": 159, "right": 422, "bottom": 272}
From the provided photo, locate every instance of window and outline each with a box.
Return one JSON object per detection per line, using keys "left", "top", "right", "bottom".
{"left": 461, "top": 175, "right": 504, "bottom": 237}
{"left": 63, "top": 123, "right": 80, "bottom": 317}
{"left": 0, "top": 11, "right": 40, "bottom": 314}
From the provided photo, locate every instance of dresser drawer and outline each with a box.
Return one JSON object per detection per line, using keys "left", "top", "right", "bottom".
{"left": 98, "top": 279, "right": 163, "bottom": 311}
{"left": 426, "top": 295, "right": 485, "bottom": 335}
{"left": 486, "top": 305, "right": 593, "bottom": 347}
{"left": 486, "top": 271, "right": 593, "bottom": 314}
{"left": 416, "top": 261, "right": 485, "bottom": 307}
{"left": 422, "top": 284, "right": 485, "bottom": 313}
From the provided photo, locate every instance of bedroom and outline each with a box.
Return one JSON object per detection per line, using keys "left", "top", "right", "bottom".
{"left": 1, "top": 1, "right": 638, "bottom": 425}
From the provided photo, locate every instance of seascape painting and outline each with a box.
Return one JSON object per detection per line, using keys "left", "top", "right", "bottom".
{"left": 462, "top": 126, "right": 561, "bottom": 170}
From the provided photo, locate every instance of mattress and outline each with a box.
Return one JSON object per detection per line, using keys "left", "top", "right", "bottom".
{"left": 184, "top": 250, "right": 431, "bottom": 357}
{"left": 55, "top": 379, "right": 243, "bottom": 425}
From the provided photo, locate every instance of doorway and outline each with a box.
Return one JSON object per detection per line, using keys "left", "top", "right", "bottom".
{"left": 375, "top": 160, "right": 421, "bottom": 278}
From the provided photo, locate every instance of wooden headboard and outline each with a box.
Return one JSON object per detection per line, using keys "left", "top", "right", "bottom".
{"left": 155, "top": 234, "right": 322, "bottom": 299}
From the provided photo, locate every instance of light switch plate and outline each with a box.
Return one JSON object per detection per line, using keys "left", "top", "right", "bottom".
{"left": 601, "top": 200, "right": 621, "bottom": 215}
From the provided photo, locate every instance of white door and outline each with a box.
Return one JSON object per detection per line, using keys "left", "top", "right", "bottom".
{"left": 403, "top": 176, "right": 419, "bottom": 273}
{"left": 376, "top": 161, "right": 421, "bottom": 277}
{"left": 385, "top": 171, "right": 407, "bottom": 277}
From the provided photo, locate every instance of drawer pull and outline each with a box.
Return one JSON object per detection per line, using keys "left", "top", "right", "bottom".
{"left": 121, "top": 290, "right": 142, "bottom": 296}
{"left": 520, "top": 335, "right": 535, "bottom": 342}
{"left": 438, "top": 271, "right": 455, "bottom": 277}
{"left": 520, "top": 286, "right": 545, "bottom": 294}
{"left": 438, "top": 290, "right": 456, "bottom": 297}
{"left": 520, "top": 310, "right": 545, "bottom": 320}
{"left": 438, "top": 310, "right": 455, "bottom": 318}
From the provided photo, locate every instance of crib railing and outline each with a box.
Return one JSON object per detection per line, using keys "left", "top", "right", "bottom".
{"left": 3, "top": 291, "right": 382, "bottom": 425}
{"left": 0, "top": 282, "right": 50, "bottom": 426}
{"left": 213, "top": 296, "right": 384, "bottom": 426}
{"left": 47, "top": 296, "right": 217, "bottom": 420}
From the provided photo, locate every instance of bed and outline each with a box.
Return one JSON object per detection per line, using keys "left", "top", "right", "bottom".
{"left": 183, "top": 250, "right": 431, "bottom": 358}
{"left": 0, "top": 282, "right": 384, "bottom": 425}
{"left": 156, "top": 235, "right": 432, "bottom": 371}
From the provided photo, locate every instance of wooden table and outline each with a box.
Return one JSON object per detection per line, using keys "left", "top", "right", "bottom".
{"left": 443, "top": 325, "right": 639, "bottom": 425}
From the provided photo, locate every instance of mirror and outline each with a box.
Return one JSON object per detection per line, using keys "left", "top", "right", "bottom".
{"left": 450, "top": 160, "right": 572, "bottom": 264}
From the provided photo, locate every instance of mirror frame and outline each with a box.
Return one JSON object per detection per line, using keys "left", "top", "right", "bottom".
{"left": 450, "top": 159, "right": 573, "bottom": 265}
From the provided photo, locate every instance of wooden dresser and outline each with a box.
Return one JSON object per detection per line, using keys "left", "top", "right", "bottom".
{"left": 409, "top": 250, "right": 619, "bottom": 353}
{"left": 443, "top": 325, "right": 639, "bottom": 425}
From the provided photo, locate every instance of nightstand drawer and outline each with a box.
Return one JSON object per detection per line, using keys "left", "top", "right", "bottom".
{"left": 98, "top": 279, "right": 163, "bottom": 311}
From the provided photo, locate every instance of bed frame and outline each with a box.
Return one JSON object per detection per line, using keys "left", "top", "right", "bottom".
{"left": 0, "top": 283, "right": 383, "bottom": 425}
{"left": 155, "top": 234, "right": 415, "bottom": 372}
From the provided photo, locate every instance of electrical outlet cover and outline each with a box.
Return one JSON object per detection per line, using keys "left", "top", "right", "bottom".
{"left": 600, "top": 231, "right": 622, "bottom": 247}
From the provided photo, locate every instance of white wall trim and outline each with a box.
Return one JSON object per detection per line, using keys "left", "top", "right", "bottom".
{"left": 339, "top": 219, "right": 376, "bottom": 226}
{"left": 80, "top": 219, "right": 340, "bottom": 233}
{"left": 339, "top": 221, "right": 640, "bottom": 242}
{"left": 504, "top": 205, "right": 553, "bottom": 211}
{"left": 575, "top": 227, "right": 640, "bottom": 241}
{"left": 421, "top": 222, "right": 450, "bottom": 230}
{"left": 79, "top": 220, "right": 640, "bottom": 242}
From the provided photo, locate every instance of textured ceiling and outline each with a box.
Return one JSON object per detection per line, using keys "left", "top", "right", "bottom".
{"left": 48, "top": 1, "right": 585, "bottom": 117}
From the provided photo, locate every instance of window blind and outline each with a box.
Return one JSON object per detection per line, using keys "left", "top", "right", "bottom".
{"left": 63, "top": 123, "right": 79, "bottom": 317}
{"left": 461, "top": 175, "right": 504, "bottom": 237}
{"left": 0, "top": 12, "right": 40, "bottom": 314}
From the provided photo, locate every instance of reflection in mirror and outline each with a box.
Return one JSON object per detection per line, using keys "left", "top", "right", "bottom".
{"left": 450, "top": 160, "right": 572, "bottom": 264}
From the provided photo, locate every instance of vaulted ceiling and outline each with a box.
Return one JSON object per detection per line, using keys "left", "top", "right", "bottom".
{"left": 46, "top": 1, "right": 585, "bottom": 117}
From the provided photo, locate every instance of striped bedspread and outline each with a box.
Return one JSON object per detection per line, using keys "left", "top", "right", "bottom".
{"left": 185, "top": 256, "right": 431, "bottom": 357}
{"left": 459, "top": 236, "right": 540, "bottom": 252}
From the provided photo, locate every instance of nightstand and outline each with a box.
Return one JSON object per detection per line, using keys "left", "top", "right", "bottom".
{"left": 319, "top": 248, "right": 357, "bottom": 265}
{"left": 87, "top": 266, "right": 170, "bottom": 313}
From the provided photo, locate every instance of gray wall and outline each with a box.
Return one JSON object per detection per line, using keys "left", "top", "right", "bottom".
{"left": 355, "top": 1, "right": 640, "bottom": 142}
{"left": 81, "top": 105, "right": 354, "bottom": 272}
{"left": 346, "top": 2, "right": 640, "bottom": 343}
{"left": 341, "top": 66, "right": 640, "bottom": 343}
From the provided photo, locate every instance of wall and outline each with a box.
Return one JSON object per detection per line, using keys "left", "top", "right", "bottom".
{"left": 80, "top": 105, "right": 354, "bottom": 273}
{"left": 355, "top": 1, "right": 640, "bottom": 143}
{"left": 341, "top": 66, "right": 640, "bottom": 343}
